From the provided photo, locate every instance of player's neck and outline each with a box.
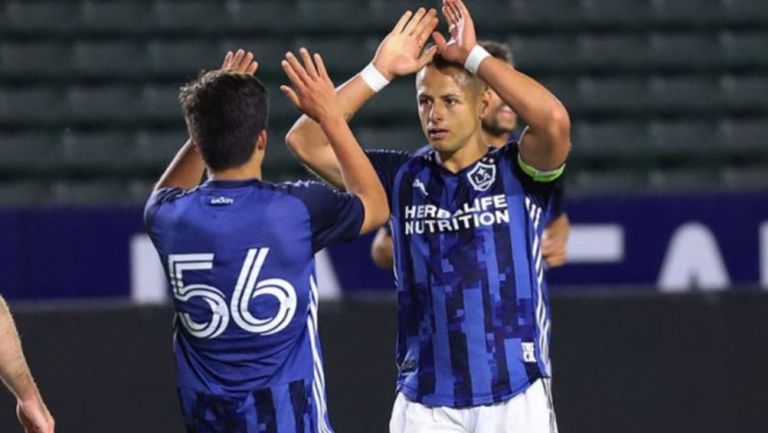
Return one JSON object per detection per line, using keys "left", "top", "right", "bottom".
{"left": 208, "top": 163, "right": 262, "bottom": 181}
{"left": 437, "top": 133, "right": 489, "bottom": 174}
{"left": 481, "top": 129, "right": 510, "bottom": 149}
{"left": 208, "top": 150, "right": 265, "bottom": 181}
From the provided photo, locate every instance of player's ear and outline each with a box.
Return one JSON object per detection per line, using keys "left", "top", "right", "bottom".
{"left": 256, "top": 129, "right": 267, "bottom": 151}
{"left": 479, "top": 87, "right": 491, "bottom": 118}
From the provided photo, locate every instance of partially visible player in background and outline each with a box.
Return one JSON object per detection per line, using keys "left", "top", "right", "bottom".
{"left": 370, "top": 40, "right": 571, "bottom": 270}
{"left": 0, "top": 296, "right": 55, "bottom": 433}
{"left": 144, "top": 49, "right": 388, "bottom": 433}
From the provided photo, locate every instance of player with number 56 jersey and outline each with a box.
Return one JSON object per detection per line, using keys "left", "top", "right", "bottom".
{"left": 144, "top": 49, "right": 388, "bottom": 433}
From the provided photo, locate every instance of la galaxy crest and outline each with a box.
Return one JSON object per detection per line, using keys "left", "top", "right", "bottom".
{"left": 467, "top": 161, "right": 496, "bottom": 191}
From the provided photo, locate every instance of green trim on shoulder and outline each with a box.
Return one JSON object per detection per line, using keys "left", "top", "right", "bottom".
{"left": 517, "top": 153, "right": 565, "bottom": 183}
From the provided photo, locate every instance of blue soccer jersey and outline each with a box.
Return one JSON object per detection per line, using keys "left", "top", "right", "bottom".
{"left": 367, "top": 141, "right": 563, "bottom": 408}
{"left": 144, "top": 178, "right": 364, "bottom": 433}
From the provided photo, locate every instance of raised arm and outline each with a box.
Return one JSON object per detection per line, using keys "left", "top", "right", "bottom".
{"left": 153, "top": 50, "right": 260, "bottom": 191}
{"left": 434, "top": 0, "right": 571, "bottom": 170}
{"left": 285, "top": 8, "right": 438, "bottom": 189}
{"left": 0, "top": 296, "right": 55, "bottom": 433}
{"left": 281, "top": 48, "right": 389, "bottom": 234}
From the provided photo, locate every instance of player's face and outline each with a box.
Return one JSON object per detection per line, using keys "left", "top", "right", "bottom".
{"left": 482, "top": 87, "right": 518, "bottom": 135}
{"left": 416, "top": 65, "right": 485, "bottom": 154}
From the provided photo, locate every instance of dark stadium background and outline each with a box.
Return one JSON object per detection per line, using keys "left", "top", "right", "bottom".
{"left": 1, "top": 0, "right": 767, "bottom": 432}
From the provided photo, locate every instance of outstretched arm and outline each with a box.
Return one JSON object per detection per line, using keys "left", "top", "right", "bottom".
{"left": 0, "top": 296, "right": 55, "bottom": 433}
{"left": 434, "top": 0, "right": 571, "bottom": 171}
{"left": 281, "top": 48, "right": 389, "bottom": 234}
{"left": 153, "top": 50, "right": 260, "bottom": 191}
{"left": 285, "top": 8, "right": 438, "bottom": 189}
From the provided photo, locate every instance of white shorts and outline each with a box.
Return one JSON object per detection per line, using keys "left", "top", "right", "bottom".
{"left": 389, "top": 379, "right": 558, "bottom": 433}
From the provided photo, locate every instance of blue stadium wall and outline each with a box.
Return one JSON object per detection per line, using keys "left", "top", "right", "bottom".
{"left": 2, "top": 191, "right": 768, "bottom": 300}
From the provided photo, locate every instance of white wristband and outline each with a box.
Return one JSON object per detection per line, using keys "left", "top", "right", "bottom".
{"left": 360, "top": 63, "right": 391, "bottom": 92}
{"left": 464, "top": 45, "right": 491, "bottom": 75}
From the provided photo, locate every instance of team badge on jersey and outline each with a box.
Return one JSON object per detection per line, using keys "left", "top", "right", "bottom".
{"left": 467, "top": 162, "right": 496, "bottom": 191}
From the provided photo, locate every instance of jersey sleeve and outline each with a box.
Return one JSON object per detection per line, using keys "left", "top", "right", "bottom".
{"left": 288, "top": 182, "right": 366, "bottom": 253}
{"left": 505, "top": 142, "right": 566, "bottom": 210}
{"left": 365, "top": 149, "right": 412, "bottom": 201}
{"left": 143, "top": 187, "right": 186, "bottom": 228}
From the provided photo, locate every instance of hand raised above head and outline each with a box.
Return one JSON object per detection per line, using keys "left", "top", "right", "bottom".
{"left": 280, "top": 48, "right": 341, "bottom": 124}
{"left": 220, "top": 49, "right": 259, "bottom": 75}
{"left": 371, "top": 7, "right": 440, "bottom": 80}
{"left": 432, "top": 0, "right": 478, "bottom": 65}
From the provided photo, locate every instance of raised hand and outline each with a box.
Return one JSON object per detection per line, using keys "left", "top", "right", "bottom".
{"left": 281, "top": 48, "right": 341, "bottom": 124}
{"left": 220, "top": 49, "right": 259, "bottom": 75}
{"left": 432, "top": 0, "right": 478, "bottom": 65}
{"left": 372, "top": 8, "right": 439, "bottom": 80}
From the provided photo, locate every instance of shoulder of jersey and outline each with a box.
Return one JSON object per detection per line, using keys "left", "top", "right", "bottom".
{"left": 413, "top": 144, "right": 432, "bottom": 157}
{"left": 156, "top": 185, "right": 201, "bottom": 202}
{"left": 413, "top": 145, "right": 437, "bottom": 164}
{"left": 273, "top": 179, "right": 336, "bottom": 194}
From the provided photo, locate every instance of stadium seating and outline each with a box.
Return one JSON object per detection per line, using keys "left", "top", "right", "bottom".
{"left": 0, "top": 181, "right": 51, "bottom": 205}
{"left": 0, "top": 132, "right": 61, "bottom": 172}
{"left": 0, "top": 0, "right": 766, "bottom": 204}
{"left": 60, "top": 130, "right": 137, "bottom": 171}
{"left": 0, "top": 86, "right": 66, "bottom": 123}
{"left": 49, "top": 179, "right": 150, "bottom": 204}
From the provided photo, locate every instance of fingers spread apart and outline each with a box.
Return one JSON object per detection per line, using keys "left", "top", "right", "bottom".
{"left": 281, "top": 49, "right": 331, "bottom": 109}
{"left": 221, "top": 49, "right": 258, "bottom": 75}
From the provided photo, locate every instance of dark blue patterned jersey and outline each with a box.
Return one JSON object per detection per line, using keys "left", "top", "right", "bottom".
{"left": 144, "top": 178, "right": 364, "bottom": 433}
{"left": 367, "top": 141, "right": 564, "bottom": 408}
{"left": 412, "top": 132, "right": 566, "bottom": 227}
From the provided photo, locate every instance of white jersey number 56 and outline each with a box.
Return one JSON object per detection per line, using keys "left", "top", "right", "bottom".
{"left": 168, "top": 248, "right": 297, "bottom": 339}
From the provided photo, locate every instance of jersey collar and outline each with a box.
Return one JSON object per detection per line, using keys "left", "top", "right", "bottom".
{"left": 203, "top": 178, "right": 262, "bottom": 189}
{"left": 427, "top": 146, "right": 498, "bottom": 177}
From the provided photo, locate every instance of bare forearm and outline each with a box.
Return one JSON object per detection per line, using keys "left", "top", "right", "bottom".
{"left": 478, "top": 58, "right": 566, "bottom": 132}
{"left": 545, "top": 213, "right": 570, "bottom": 242}
{"left": 154, "top": 139, "right": 206, "bottom": 191}
{"left": 542, "top": 213, "right": 570, "bottom": 268}
{"left": 286, "top": 76, "right": 377, "bottom": 189}
{"left": 319, "top": 115, "right": 377, "bottom": 194}
{"left": 0, "top": 298, "right": 39, "bottom": 401}
{"left": 319, "top": 115, "right": 389, "bottom": 231}
{"left": 371, "top": 228, "right": 395, "bottom": 269}
{"left": 477, "top": 58, "right": 571, "bottom": 168}
{"left": 307, "top": 75, "right": 376, "bottom": 126}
